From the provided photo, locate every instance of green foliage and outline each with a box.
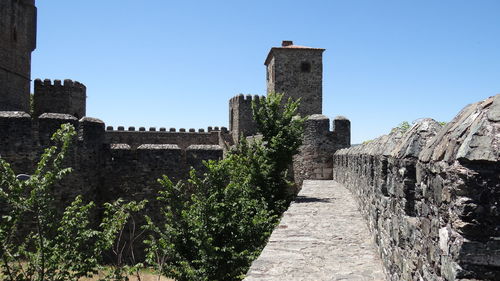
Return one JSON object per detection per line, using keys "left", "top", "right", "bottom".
{"left": 97, "top": 199, "right": 147, "bottom": 281}
{"left": 391, "top": 121, "right": 411, "bottom": 133}
{"left": 0, "top": 124, "right": 145, "bottom": 281}
{"left": 144, "top": 165, "right": 276, "bottom": 281}
{"left": 145, "top": 92, "right": 305, "bottom": 281}
{"left": 251, "top": 92, "right": 306, "bottom": 212}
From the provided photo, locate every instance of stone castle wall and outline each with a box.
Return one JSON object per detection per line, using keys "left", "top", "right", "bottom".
{"left": 293, "top": 114, "right": 350, "bottom": 187}
{"left": 332, "top": 95, "right": 500, "bottom": 281}
{"left": 105, "top": 125, "right": 229, "bottom": 149}
{"left": 0, "top": 111, "right": 224, "bottom": 214}
{"left": 229, "top": 94, "right": 263, "bottom": 142}
{"left": 0, "top": 111, "right": 224, "bottom": 260}
{"left": 0, "top": 0, "right": 36, "bottom": 112}
{"left": 0, "top": 113, "right": 103, "bottom": 211}
{"left": 34, "top": 79, "right": 87, "bottom": 118}
{"left": 5, "top": 4, "right": 497, "bottom": 277}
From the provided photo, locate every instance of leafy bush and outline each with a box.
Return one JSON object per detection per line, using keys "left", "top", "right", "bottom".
{"left": 391, "top": 121, "right": 411, "bottom": 133}
{"left": 145, "top": 93, "right": 305, "bottom": 281}
{"left": 250, "top": 92, "right": 306, "bottom": 213}
{"left": 0, "top": 124, "right": 145, "bottom": 281}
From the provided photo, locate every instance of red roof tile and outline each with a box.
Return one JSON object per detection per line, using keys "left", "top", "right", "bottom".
{"left": 264, "top": 41, "right": 325, "bottom": 65}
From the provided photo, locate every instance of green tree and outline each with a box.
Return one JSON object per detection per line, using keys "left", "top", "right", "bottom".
{"left": 0, "top": 124, "right": 145, "bottom": 281}
{"left": 145, "top": 92, "right": 305, "bottom": 281}
{"left": 250, "top": 92, "right": 306, "bottom": 213}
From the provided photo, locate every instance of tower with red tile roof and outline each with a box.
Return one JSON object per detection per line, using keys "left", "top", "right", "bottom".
{"left": 265, "top": 40, "right": 325, "bottom": 116}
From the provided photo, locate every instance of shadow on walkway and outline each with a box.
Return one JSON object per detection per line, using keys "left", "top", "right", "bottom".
{"left": 294, "top": 195, "right": 335, "bottom": 203}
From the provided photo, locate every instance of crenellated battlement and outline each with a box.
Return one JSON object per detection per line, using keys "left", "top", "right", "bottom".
{"left": 3, "top": 7, "right": 497, "bottom": 278}
{"left": 33, "top": 78, "right": 87, "bottom": 119}
{"left": 292, "top": 114, "right": 351, "bottom": 187}
{"left": 300, "top": 114, "right": 350, "bottom": 143}
{"left": 229, "top": 94, "right": 264, "bottom": 141}
{"left": 104, "top": 124, "right": 230, "bottom": 150}
{"left": 105, "top": 125, "right": 228, "bottom": 133}
{"left": 34, "top": 78, "right": 86, "bottom": 89}
{"left": 0, "top": 111, "right": 104, "bottom": 162}
{"left": 230, "top": 94, "right": 265, "bottom": 104}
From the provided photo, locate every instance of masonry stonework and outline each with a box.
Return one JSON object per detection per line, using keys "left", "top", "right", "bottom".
{"left": 292, "top": 114, "right": 350, "bottom": 188}
{"left": 228, "top": 94, "right": 262, "bottom": 142}
{"left": 34, "top": 79, "right": 87, "bottom": 118}
{"left": 265, "top": 40, "right": 324, "bottom": 116}
{"left": 333, "top": 95, "right": 500, "bottom": 281}
{"left": 4, "top": 2, "right": 499, "bottom": 280}
{"left": 0, "top": 0, "right": 36, "bottom": 112}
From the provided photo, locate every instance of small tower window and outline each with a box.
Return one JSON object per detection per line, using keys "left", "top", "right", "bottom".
{"left": 12, "top": 27, "right": 18, "bottom": 42}
{"left": 301, "top": 62, "right": 311, "bottom": 73}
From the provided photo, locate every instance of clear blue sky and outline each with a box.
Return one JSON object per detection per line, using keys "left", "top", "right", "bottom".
{"left": 31, "top": 0, "right": 500, "bottom": 144}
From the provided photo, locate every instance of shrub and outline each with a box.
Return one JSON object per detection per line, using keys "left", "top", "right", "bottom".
{"left": 0, "top": 124, "right": 145, "bottom": 281}
{"left": 391, "top": 121, "right": 411, "bottom": 133}
{"left": 145, "top": 93, "right": 305, "bottom": 281}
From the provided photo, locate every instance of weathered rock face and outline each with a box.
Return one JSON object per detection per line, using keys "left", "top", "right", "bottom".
{"left": 333, "top": 95, "right": 500, "bottom": 281}
{"left": 417, "top": 95, "right": 500, "bottom": 280}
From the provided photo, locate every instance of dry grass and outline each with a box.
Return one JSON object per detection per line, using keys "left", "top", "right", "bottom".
{"left": 81, "top": 271, "right": 174, "bottom": 281}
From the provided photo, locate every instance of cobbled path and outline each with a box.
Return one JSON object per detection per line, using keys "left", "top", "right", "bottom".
{"left": 244, "top": 180, "right": 386, "bottom": 281}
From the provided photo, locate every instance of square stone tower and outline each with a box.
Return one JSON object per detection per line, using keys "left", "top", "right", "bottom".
{"left": 265, "top": 40, "right": 325, "bottom": 116}
{"left": 0, "top": 0, "right": 37, "bottom": 112}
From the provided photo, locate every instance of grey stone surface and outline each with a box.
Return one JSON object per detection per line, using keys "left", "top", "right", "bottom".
{"left": 293, "top": 115, "right": 350, "bottom": 189}
{"left": 8, "top": 4, "right": 498, "bottom": 279}
{"left": 137, "top": 144, "right": 181, "bottom": 150}
{"left": 0, "top": 0, "right": 36, "bottom": 112}
{"left": 265, "top": 41, "right": 325, "bottom": 116}
{"left": 333, "top": 100, "right": 500, "bottom": 280}
{"left": 186, "top": 144, "right": 224, "bottom": 173}
{"left": 420, "top": 95, "right": 500, "bottom": 163}
{"left": 244, "top": 180, "right": 386, "bottom": 281}
{"left": 34, "top": 79, "right": 87, "bottom": 119}
{"left": 228, "top": 94, "right": 263, "bottom": 142}
{"left": 0, "top": 111, "right": 30, "bottom": 118}
{"left": 110, "top": 143, "right": 131, "bottom": 150}
{"left": 105, "top": 126, "right": 228, "bottom": 150}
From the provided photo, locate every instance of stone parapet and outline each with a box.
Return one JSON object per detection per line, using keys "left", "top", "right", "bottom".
{"left": 34, "top": 79, "right": 87, "bottom": 119}
{"left": 333, "top": 95, "right": 500, "bottom": 280}
{"left": 105, "top": 126, "right": 229, "bottom": 150}
{"left": 293, "top": 114, "right": 350, "bottom": 189}
{"left": 229, "top": 94, "right": 264, "bottom": 142}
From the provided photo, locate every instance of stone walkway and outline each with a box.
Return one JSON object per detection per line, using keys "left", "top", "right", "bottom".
{"left": 244, "top": 180, "right": 386, "bottom": 281}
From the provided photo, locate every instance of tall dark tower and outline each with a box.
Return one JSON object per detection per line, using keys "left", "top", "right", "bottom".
{"left": 265, "top": 40, "right": 325, "bottom": 116}
{"left": 0, "top": 0, "right": 37, "bottom": 112}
